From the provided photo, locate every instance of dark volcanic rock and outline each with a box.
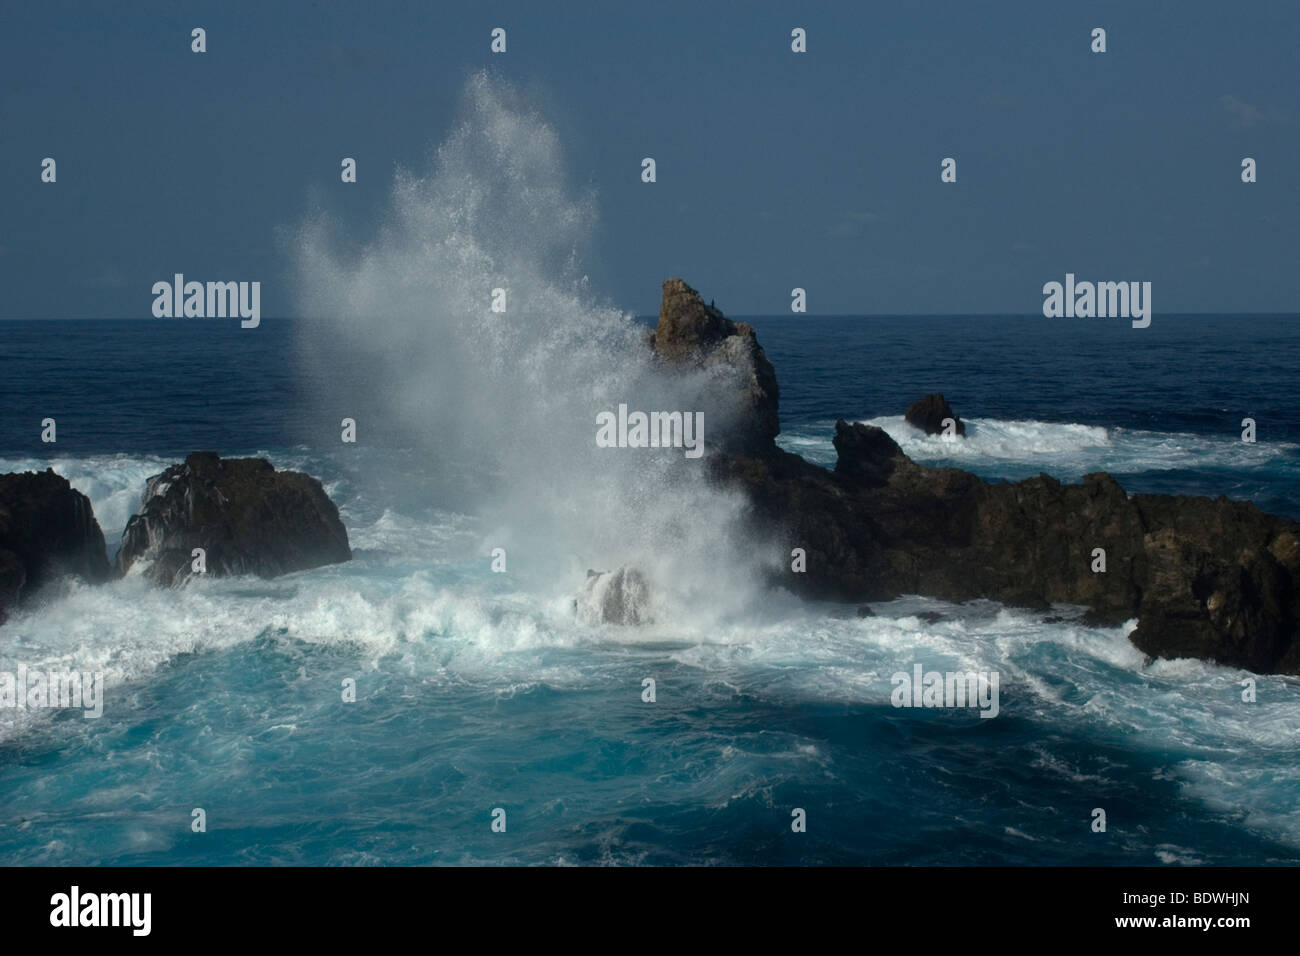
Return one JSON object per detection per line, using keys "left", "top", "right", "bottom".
{"left": 834, "top": 420, "right": 907, "bottom": 487}
{"left": 715, "top": 419, "right": 1300, "bottom": 673}
{"left": 659, "top": 274, "right": 1300, "bottom": 674}
{"left": 905, "top": 393, "right": 966, "bottom": 437}
{"left": 651, "top": 278, "right": 780, "bottom": 454}
{"left": 1126, "top": 495, "right": 1300, "bottom": 673}
{"left": 116, "top": 452, "right": 351, "bottom": 587}
{"left": 0, "top": 469, "right": 111, "bottom": 623}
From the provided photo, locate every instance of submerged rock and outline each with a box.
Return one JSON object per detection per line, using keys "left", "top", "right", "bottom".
{"left": 0, "top": 470, "right": 112, "bottom": 623}
{"left": 116, "top": 452, "right": 351, "bottom": 587}
{"left": 905, "top": 393, "right": 966, "bottom": 437}
{"left": 575, "top": 566, "right": 653, "bottom": 625}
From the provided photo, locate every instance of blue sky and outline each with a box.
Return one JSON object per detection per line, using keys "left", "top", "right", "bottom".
{"left": 2, "top": 0, "right": 1297, "bottom": 317}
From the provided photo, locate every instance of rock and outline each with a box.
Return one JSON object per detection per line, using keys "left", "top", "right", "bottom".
{"left": 905, "top": 393, "right": 966, "bottom": 437}
{"left": 116, "top": 452, "right": 351, "bottom": 586}
{"left": 916, "top": 611, "right": 945, "bottom": 624}
{"left": 833, "top": 421, "right": 907, "bottom": 487}
{"left": 717, "top": 417, "right": 1300, "bottom": 672}
{"left": 1126, "top": 496, "right": 1300, "bottom": 673}
{"left": 575, "top": 566, "right": 652, "bottom": 625}
{"left": 0, "top": 551, "right": 24, "bottom": 620}
{"left": 651, "top": 278, "right": 780, "bottom": 454}
{"left": 856, "top": 604, "right": 875, "bottom": 618}
{"left": 0, "top": 469, "right": 111, "bottom": 623}
{"left": 659, "top": 274, "right": 1300, "bottom": 675}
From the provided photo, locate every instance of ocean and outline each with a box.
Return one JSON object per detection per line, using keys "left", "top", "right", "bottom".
{"left": 2, "top": 313, "right": 1299, "bottom": 866}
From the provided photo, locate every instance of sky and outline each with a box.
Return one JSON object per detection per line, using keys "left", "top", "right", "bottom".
{"left": 1, "top": 0, "right": 1297, "bottom": 318}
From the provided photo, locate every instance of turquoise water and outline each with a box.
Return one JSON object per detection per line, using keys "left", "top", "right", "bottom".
{"left": 2, "top": 316, "right": 1299, "bottom": 865}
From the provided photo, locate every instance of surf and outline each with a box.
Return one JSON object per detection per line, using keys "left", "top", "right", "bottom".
{"left": 290, "top": 71, "right": 778, "bottom": 627}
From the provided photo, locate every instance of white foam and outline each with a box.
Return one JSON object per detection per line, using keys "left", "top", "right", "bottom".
{"left": 0, "top": 453, "right": 172, "bottom": 549}
{"left": 290, "top": 70, "right": 782, "bottom": 632}
{"left": 5, "top": 472, "right": 1300, "bottom": 849}
{"left": 777, "top": 416, "right": 1299, "bottom": 482}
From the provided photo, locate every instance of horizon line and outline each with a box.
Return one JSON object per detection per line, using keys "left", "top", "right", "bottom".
{"left": 3, "top": 312, "right": 1299, "bottom": 321}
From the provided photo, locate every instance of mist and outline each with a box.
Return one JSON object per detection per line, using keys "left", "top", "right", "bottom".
{"left": 291, "top": 72, "right": 780, "bottom": 627}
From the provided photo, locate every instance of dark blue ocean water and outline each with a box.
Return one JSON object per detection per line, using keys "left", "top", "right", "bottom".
{"left": 4, "top": 315, "right": 1298, "bottom": 513}
{"left": 1, "top": 315, "right": 1298, "bottom": 866}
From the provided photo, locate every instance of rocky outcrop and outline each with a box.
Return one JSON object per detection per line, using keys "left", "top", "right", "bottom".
{"left": 0, "top": 470, "right": 111, "bottom": 623}
{"left": 575, "top": 566, "right": 652, "bottom": 625}
{"left": 116, "top": 452, "right": 351, "bottom": 586}
{"left": 905, "top": 393, "right": 966, "bottom": 437}
{"left": 658, "top": 280, "right": 1300, "bottom": 674}
{"left": 715, "top": 420, "right": 1300, "bottom": 672}
{"left": 651, "top": 278, "right": 779, "bottom": 454}
{"left": 1126, "top": 495, "right": 1300, "bottom": 672}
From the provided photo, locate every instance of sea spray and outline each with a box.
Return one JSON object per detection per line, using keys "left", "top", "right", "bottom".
{"left": 291, "top": 72, "right": 779, "bottom": 625}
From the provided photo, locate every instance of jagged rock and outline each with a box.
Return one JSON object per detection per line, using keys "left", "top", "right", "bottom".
{"left": 856, "top": 604, "right": 876, "bottom": 618}
{"left": 715, "top": 416, "right": 1300, "bottom": 673}
{"left": 834, "top": 420, "right": 907, "bottom": 487}
{"left": 905, "top": 393, "right": 966, "bottom": 437}
{"left": 651, "top": 278, "right": 779, "bottom": 454}
{"left": 575, "top": 566, "right": 652, "bottom": 625}
{"left": 0, "top": 469, "right": 111, "bottom": 623}
{"left": 1126, "top": 496, "right": 1300, "bottom": 673}
{"left": 116, "top": 452, "right": 351, "bottom": 587}
{"left": 654, "top": 273, "right": 1300, "bottom": 675}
